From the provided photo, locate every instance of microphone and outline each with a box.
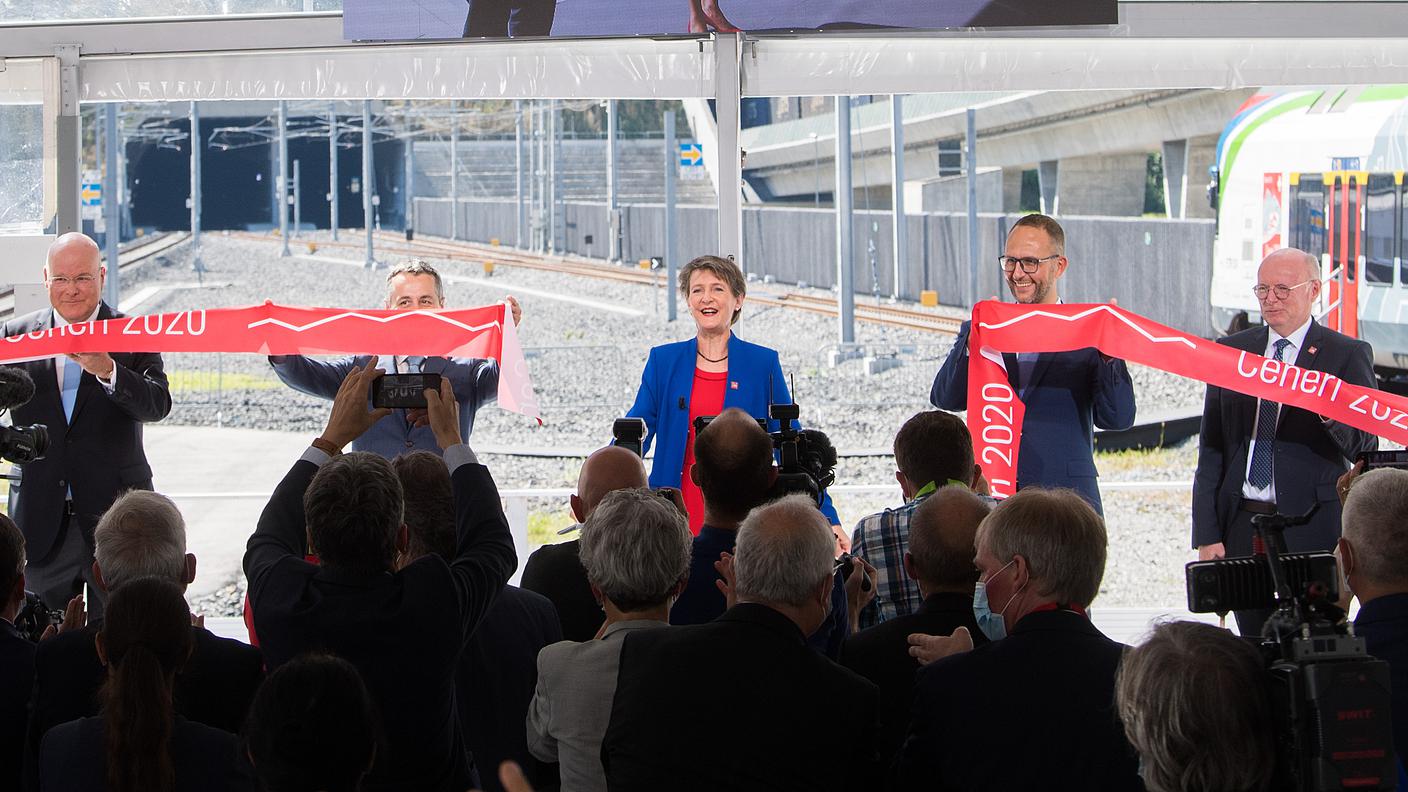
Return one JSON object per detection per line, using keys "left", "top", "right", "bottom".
{"left": 0, "top": 368, "right": 36, "bottom": 411}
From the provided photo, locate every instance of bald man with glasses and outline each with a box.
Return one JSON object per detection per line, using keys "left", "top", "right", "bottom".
{"left": 930, "top": 213, "right": 1135, "bottom": 515}
{"left": 1192, "top": 246, "right": 1377, "bottom": 637}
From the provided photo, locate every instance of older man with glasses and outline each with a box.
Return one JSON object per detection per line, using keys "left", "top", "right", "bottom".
{"left": 930, "top": 213, "right": 1135, "bottom": 515}
{"left": 0, "top": 232, "right": 171, "bottom": 622}
{"left": 1192, "top": 246, "right": 1378, "bottom": 638}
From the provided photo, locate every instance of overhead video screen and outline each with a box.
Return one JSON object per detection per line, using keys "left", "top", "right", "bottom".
{"left": 343, "top": 0, "right": 1116, "bottom": 41}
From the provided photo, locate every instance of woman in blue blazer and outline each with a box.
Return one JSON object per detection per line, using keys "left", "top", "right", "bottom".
{"left": 626, "top": 255, "right": 837, "bottom": 532}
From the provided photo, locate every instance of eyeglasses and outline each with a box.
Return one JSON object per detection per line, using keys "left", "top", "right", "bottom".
{"left": 1251, "top": 280, "right": 1314, "bottom": 301}
{"left": 998, "top": 254, "right": 1061, "bottom": 274}
{"left": 48, "top": 275, "right": 98, "bottom": 288}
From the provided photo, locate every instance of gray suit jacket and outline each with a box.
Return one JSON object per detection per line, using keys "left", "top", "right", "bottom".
{"left": 269, "top": 354, "right": 497, "bottom": 458}
{"left": 526, "top": 620, "right": 668, "bottom": 792}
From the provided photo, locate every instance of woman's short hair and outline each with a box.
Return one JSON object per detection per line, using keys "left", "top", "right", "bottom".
{"left": 678, "top": 255, "right": 747, "bottom": 325}
{"left": 1116, "top": 620, "right": 1275, "bottom": 792}
{"left": 578, "top": 488, "right": 692, "bottom": 613}
{"left": 245, "top": 653, "right": 379, "bottom": 792}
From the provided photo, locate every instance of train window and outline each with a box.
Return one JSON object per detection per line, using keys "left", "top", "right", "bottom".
{"left": 1290, "top": 180, "right": 1327, "bottom": 261}
{"left": 1365, "top": 174, "right": 1396, "bottom": 285}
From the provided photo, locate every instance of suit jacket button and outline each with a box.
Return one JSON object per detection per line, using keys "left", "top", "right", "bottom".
{"left": 57, "top": 480, "right": 65, "bottom": 488}
{"left": 405, "top": 441, "right": 414, "bottom": 448}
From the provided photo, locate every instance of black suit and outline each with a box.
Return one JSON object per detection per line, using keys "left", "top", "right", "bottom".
{"left": 894, "top": 609, "right": 1141, "bottom": 791}
{"left": 1, "top": 304, "right": 170, "bottom": 609}
{"left": 839, "top": 592, "right": 985, "bottom": 767}
{"left": 458, "top": 585, "right": 562, "bottom": 792}
{"left": 1192, "top": 321, "right": 1378, "bottom": 555}
{"left": 39, "top": 715, "right": 254, "bottom": 791}
{"left": 244, "top": 451, "right": 516, "bottom": 792}
{"left": 25, "top": 623, "right": 263, "bottom": 791}
{"left": 521, "top": 538, "right": 602, "bottom": 643}
{"left": 0, "top": 619, "right": 36, "bottom": 792}
{"left": 602, "top": 603, "right": 880, "bottom": 791}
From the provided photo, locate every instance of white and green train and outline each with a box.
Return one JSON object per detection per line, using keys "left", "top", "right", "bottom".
{"left": 1209, "top": 85, "right": 1408, "bottom": 370}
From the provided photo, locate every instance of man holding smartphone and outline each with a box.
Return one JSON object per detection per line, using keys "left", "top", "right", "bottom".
{"left": 269, "top": 260, "right": 523, "bottom": 459}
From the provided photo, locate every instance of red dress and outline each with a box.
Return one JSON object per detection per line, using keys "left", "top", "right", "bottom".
{"left": 680, "top": 368, "right": 728, "bottom": 535}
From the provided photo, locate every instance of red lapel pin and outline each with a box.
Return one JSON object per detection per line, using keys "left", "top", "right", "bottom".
{"left": 730, "top": 381, "right": 739, "bottom": 390}
{"left": 1307, "top": 346, "right": 1318, "bottom": 355}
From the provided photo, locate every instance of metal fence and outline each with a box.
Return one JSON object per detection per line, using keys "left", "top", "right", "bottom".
{"left": 414, "top": 198, "right": 1217, "bottom": 336}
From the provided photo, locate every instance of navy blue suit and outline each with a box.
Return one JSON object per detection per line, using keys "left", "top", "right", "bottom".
{"left": 1355, "top": 592, "right": 1408, "bottom": 785}
{"left": 930, "top": 319, "right": 1136, "bottom": 513}
{"left": 1191, "top": 321, "right": 1377, "bottom": 554}
{"left": 894, "top": 609, "right": 1142, "bottom": 791}
{"left": 270, "top": 354, "right": 497, "bottom": 459}
{"left": 626, "top": 334, "right": 839, "bottom": 523}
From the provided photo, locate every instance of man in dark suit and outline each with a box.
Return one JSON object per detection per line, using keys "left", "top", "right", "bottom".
{"left": 930, "top": 214, "right": 1136, "bottom": 514}
{"left": 244, "top": 362, "right": 516, "bottom": 792}
{"left": 1192, "top": 247, "right": 1377, "bottom": 635}
{"left": 840, "top": 486, "right": 991, "bottom": 766}
{"left": 269, "top": 260, "right": 521, "bottom": 459}
{"left": 0, "top": 514, "right": 37, "bottom": 792}
{"left": 602, "top": 493, "right": 880, "bottom": 791}
{"left": 521, "top": 445, "right": 649, "bottom": 642}
{"left": 1, "top": 232, "right": 171, "bottom": 620}
{"left": 393, "top": 450, "right": 562, "bottom": 792}
{"left": 1337, "top": 468, "right": 1408, "bottom": 774}
{"left": 894, "top": 488, "right": 1142, "bottom": 792}
{"left": 26, "top": 490, "right": 264, "bottom": 784}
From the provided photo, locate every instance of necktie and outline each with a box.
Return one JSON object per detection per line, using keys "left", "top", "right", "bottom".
{"left": 1017, "top": 352, "right": 1038, "bottom": 397}
{"left": 1246, "top": 338, "right": 1291, "bottom": 490}
{"left": 61, "top": 357, "right": 81, "bottom": 423}
{"left": 403, "top": 356, "right": 423, "bottom": 374}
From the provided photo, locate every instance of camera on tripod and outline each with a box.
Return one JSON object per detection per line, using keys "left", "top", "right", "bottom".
{"left": 1185, "top": 505, "right": 1397, "bottom": 791}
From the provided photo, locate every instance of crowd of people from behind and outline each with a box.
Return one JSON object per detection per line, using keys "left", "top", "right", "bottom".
{"left": 0, "top": 218, "right": 1403, "bottom": 791}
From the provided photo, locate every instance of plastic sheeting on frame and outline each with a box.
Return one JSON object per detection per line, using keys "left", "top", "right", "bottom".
{"left": 742, "top": 36, "right": 1408, "bottom": 97}
{"left": 79, "top": 38, "right": 714, "bottom": 102}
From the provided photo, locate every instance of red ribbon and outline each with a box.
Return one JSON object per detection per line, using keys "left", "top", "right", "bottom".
{"left": 0, "top": 301, "right": 541, "bottom": 421}
{"left": 967, "top": 301, "right": 1405, "bottom": 498}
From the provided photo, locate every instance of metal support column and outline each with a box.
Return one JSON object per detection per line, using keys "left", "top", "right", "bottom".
{"left": 329, "top": 103, "right": 340, "bottom": 241}
{"left": 449, "top": 103, "right": 459, "bottom": 241}
{"left": 292, "top": 158, "right": 301, "bottom": 238}
{"left": 966, "top": 108, "right": 979, "bottom": 309}
{"left": 189, "top": 101, "right": 203, "bottom": 273}
{"left": 103, "top": 103, "right": 120, "bottom": 308}
{"left": 836, "top": 96, "right": 855, "bottom": 344}
{"left": 549, "top": 101, "right": 560, "bottom": 255}
{"left": 277, "top": 100, "right": 290, "bottom": 257}
{"left": 664, "top": 110, "right": 678, "bottom": 322}
{"left": 405, "top": 134, "right": 415, "bottom": 237}
{"left": 54, "top": 45, "right": 81, "bottom": 235}
{"left": 363, "top": 99, "right": 375, "bottom": 268}
{"left": 714, "top": 33, "right": 743, "bottom": 266}
{"left": 890, "top": 94, "right": 907, "bottom": 301}
{"left": 607, "top": 98, "right": 619, "bottom": 261}
{"left": 515, "top": 100, "right": 525, "bottom": 249}
{"left": 523, "top": 100, "right": 532, "bottom": 249}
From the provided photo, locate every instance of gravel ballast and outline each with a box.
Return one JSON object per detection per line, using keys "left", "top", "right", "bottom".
{"left": 130, "top": 234, "right": 1204, "bottom": 616}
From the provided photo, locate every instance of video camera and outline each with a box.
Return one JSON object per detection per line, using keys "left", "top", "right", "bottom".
{"left": 1185, "top": 506, "right": 1397, "bottom": 791}
{"left": 687, "top": 400, "right": 837, "bottom": 511}
{"left": 14, "top": 591, "right": 63, "bottom": 642}
{"left": 0, "top": 367, "right": 46, "bottom": 464}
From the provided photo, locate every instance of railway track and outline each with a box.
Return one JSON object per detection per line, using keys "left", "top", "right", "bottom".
{"left": 232, "top": 231, "right": 964, "bottom": 336}
{"left": 0, "top": 231, "right": 189, "bottom": 322}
